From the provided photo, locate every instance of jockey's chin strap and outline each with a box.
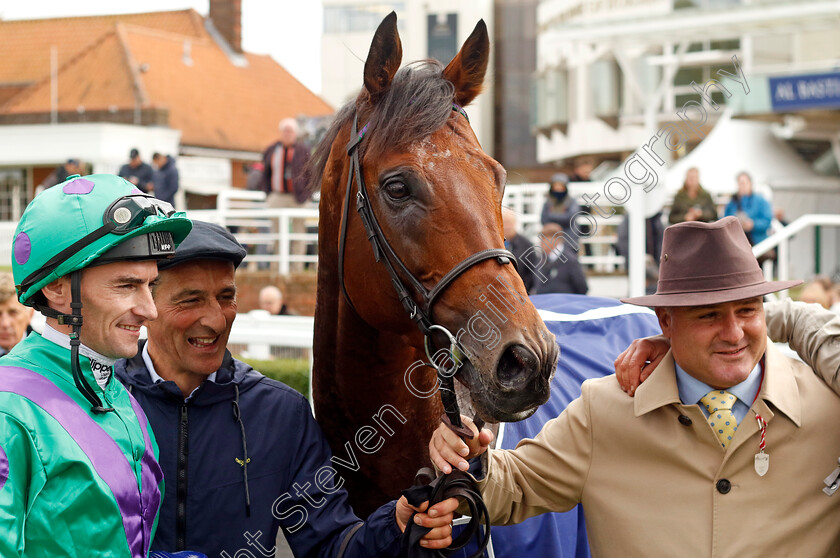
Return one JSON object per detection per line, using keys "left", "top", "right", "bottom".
{"left": 337, "top": 104, "right": 513, "bottom": 433}
{"left": 37, "top": 271, "right": 114, "bottom": 414}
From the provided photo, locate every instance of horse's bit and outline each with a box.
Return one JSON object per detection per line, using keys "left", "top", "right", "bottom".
{"left": 337, "top": 104, "right": 516, "bottom": 433}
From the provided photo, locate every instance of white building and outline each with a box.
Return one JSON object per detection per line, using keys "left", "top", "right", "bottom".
{"left": 534, "top": 0, "right": 840, "bottom": 288}
{"left": 321, "top": 0, "right": 495, "bottom": 155}
{"left": 535, "top": 0, "right": 840, "bottom": 164}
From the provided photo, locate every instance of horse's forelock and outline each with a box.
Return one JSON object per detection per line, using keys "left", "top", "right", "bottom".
{"left": 364, "top": 60, "right": 456, "bottom": 158}
{"left": 303, "top": 60, "right": 458, "bottom": 198}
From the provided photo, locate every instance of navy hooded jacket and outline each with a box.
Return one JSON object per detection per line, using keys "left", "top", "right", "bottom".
{"left": 115, "top": 342, "right": 402, "bottom": 557}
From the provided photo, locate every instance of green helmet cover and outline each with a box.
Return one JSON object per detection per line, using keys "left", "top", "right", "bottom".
{"left": 13, "top": 174, "right": 192, "bottom": 306}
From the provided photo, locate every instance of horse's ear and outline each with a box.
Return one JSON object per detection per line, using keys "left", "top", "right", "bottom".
{"left": 443, "top": 20, "right": 489, "bottom": 107}
{"left": 363, "top": 11, "right": 402, "bottom": 101}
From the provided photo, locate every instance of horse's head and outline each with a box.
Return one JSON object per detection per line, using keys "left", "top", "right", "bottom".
{"left": 312, "top": 12, "right": 558, "bottom": 423}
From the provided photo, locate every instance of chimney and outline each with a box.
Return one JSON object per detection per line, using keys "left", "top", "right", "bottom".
{"left": 209, "top": 0, "right": 242, "bottom": 53}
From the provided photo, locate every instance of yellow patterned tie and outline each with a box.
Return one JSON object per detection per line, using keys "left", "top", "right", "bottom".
{"left": 699, "top": 390, "right": 738, "bottom": 448}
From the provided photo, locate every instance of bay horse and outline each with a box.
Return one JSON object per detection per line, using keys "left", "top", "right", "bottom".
{"left": 308, "top": 12, "right": 559, "bottom": 516}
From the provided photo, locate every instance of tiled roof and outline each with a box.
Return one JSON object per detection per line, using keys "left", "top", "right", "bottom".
{"left": 0, "top": 10, "right": 333, "bottom": 153}
{"left": 0, "top": 10, "right": 207, "bottom": 86}
{"left": 2, "top": 27, "right": 138, "bottom": 115}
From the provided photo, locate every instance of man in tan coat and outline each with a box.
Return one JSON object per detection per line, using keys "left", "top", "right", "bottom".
{"left": 430, "top": 216, "right": 840, "bottom": 557}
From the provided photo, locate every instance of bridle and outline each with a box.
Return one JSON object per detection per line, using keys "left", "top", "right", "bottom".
{"left": 337, "top": 103, "right": 516, "bottom": 433}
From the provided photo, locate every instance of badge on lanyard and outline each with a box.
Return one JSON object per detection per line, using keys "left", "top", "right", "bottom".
{"left": 754, "top": 414, "right": 769, "bottom": 476}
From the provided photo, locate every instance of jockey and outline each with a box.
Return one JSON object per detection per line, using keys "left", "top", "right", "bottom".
{"left": 0, "top": 174, "right": 192, "bottom": 557}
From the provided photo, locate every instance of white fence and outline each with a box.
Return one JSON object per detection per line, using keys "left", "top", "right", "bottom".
{"left": 503, "top": 182, "right": 626, "bottom": 271}
{"left": 184, "top": 184, "right": 627, "bottom": 274}
{"left": 226, "top": 311, "right": 314, "bottom": 361}
{"left": 0, "top": 221, "right": 17, "bottom": 270}
{"left": 189, "top": 190, "right": 320, "bottom": 275}
{"left": 0, "top": 184, "right": 631, "bottom": 274}
{"left": 752, "top": 214, "right": 840, "bottom": 296}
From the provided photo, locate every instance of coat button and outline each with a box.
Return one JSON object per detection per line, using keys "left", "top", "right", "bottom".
{"left": 716, "top": 479, "right": 731, "bottom": 494}
{"left": 678, "top": 415, "right": 692, "bottom": 426}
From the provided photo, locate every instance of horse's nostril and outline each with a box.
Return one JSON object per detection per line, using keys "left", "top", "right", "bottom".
{"left": 496, "top": 344, "right": 539, "bottom": 388}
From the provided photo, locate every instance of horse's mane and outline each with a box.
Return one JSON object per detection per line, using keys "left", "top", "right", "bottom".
{"left": 303, "top": 60, "right": 456, "bottom": 197}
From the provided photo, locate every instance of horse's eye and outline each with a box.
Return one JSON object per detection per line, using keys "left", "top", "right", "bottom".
{"left": 383, "top": 181, "right": 410, "bottom": 201}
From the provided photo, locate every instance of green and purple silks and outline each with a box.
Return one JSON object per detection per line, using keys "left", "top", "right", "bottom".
{"left": 0, "top": 332, "right": 163, "bottom": 557}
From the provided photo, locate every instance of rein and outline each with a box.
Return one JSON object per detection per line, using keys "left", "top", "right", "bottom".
{"left": 337, "top": 104, "right": 515, "bottom": 434}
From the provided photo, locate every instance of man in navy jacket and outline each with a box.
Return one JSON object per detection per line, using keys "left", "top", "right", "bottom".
{"left": 115, "top": 221, "right": 456, "bottom": 557}
{"left": 152, "top": 153, "right": 179, "bottom": 206}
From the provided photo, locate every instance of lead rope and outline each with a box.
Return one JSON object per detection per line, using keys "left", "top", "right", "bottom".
{"left": 400, "top": 467, "right": 491, "bottom": 558}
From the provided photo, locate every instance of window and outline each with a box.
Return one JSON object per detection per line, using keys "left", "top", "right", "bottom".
{"left": 324, "top": 3, "right": 406, "bottom": 34}
{"left": 672, "top": 39, "right": 740, "bottom": 109}
{"left": 534, "top": 68, "right": 568, "bottom": 129}
{"left": 0, "top": 169, "right": 27, "bottom": 221}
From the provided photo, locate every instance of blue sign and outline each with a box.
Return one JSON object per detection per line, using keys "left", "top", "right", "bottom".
{"left": 769, "top": 72, "right": 840, "bottom": 111}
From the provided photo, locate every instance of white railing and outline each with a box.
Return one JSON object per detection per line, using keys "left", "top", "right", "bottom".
{"left": 752, "top": 214, "right": 840, "bottom": 296}
{"left": 189, "top": 203, "right": 320, "bottom": 275}
{"left": 227, "top": 311, "right": 314, "bottom": 361}
{"left": 187, "top": 185, "right": 627, "bottom": 276}
{"left": 0, "top": 221, "right": 17, "bottom": 269}
{"left": 503, "top": 182, "right": 626, "bottom": 272}
{"left": 0, "top": 186, "right": 624, "bottom": 274}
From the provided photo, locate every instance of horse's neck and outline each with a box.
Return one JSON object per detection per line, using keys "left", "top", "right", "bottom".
{"left": 316, "top": 294, "right": 435, "bottom": 418}
{"left": 313, "top": 163, "right": 439, "bottom": 423}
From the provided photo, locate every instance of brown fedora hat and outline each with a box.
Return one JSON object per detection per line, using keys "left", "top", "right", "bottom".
{"left": 622, "top": 216, "right": 802, "bottom": 307}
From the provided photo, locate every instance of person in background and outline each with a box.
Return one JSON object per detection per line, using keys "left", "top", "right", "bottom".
{"left": 259, "top": 284, "right": 292, "bottom": 315}
{"left": 246, "top": 161, "right": 265, "bottom": 192}
{"left": 530, "top": 222, "right": 588, "bottom": 296}
{"left": 568, "top": 157, "right": 594, "bottom": 182}
{"left": 0, "top": 272, "right": 33, "bottom": 357}
{"left": 152, "top": 152, "right": 180, "bottom": 206}
{"left": 115, "top": 221, "right": 457, "bottom": 557}
{"left": 502, "top": 208, "right": 536, "bottom": 292}
{"left": 615, "top": 212, "right": 666, "bottom": 266}
{"left": 119, "top": 148, "right": 155, "bottom": 194}
{"left": 541, "top": 172, "right": 581, "bottom": 231}
{"left": 38, "top": 159, "right": 82, "bottom": 191}
{"left": 260, "top": 118, "right": 312, "bottom": 272}
{"left": 260, "top": 118, "right": 312, "bottom": 208}
{"left": 668, "top": 167, "right": 717, "bottom": 224}
{"left": 723, "top": 171, "right": 773, "bottom": 245}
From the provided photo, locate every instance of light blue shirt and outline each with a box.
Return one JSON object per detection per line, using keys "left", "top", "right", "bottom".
{"left": 674, "top": 359, "right": 763, "bottom": 425}
{"left": 142, "top": 341, "right": 215, "bottom": 402}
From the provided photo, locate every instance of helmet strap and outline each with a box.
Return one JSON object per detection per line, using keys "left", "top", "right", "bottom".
{"left": 66, "top": 271, "right": 114, "bottom": 414}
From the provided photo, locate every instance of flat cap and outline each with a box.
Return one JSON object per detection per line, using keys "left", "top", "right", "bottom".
{"left": 550, "top": 172, "right": 569, "bottom": 184}
{"left": 158, "top": 220, "right": 246, "bottom": 271}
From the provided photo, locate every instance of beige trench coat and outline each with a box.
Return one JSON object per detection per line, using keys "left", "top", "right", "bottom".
{"left": 478, "top": 341, "right": 840, "bottom": 557}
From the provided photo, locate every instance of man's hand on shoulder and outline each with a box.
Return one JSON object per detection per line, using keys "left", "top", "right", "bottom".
{"left": 614, "top": 335, "right": 671, "bottom": 396}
